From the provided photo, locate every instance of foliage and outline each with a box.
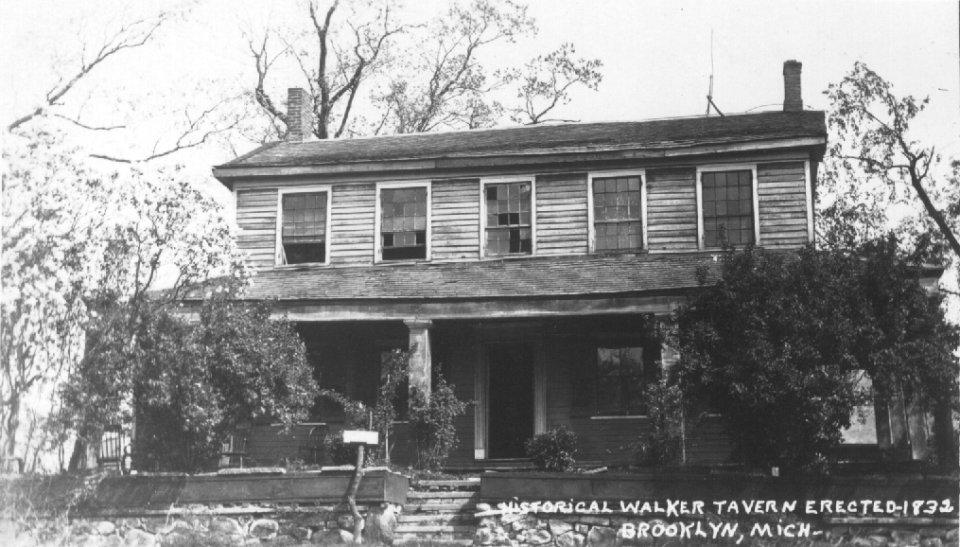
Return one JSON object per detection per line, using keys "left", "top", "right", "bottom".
{"left": 409, "top": 373, "right": 468, "bottom": 472}
{"left": 674, "top": 240, "right": 959, "bottom": 471}
{"left": 506, "top": 43, "right": 603, "bottom": 125}
{"left": 56, "top": 294, "right": 317, "bottom": 473}
{"left": 820, "top": 61, "right": 959, "bottom": 262}
{"left": 318, "top": 349, "right": 410, "bottom": 465}
{"left": 2, "top": 124, "right": 249, "bottom": 470}
{"left": 524, "top": 426, "right": 578, "bottom": 472}
{"left": 323, "top": 433, "right": 357, "bottom": 466}
{"left": 635, "top": 377, "right": 684, "bottom": 466}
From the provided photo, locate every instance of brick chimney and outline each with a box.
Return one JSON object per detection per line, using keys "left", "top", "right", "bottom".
{"left": 286, "top": 88, "right": 314, "bottom": 141}
{"left": 783, "top": 60, "right": 803, "bottom": 112}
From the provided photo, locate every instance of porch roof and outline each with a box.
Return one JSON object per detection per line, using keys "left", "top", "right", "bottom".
{"left": 239, "top": 252, "right": 721, "bottom": 302}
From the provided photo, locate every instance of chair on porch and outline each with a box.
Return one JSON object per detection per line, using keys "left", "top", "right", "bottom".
{"left": 297, "top": 425, "right": 328, "bottom": 466}
{"left": 219, "top": 425, "right": 251, "bottom": 468}
{"left": 97, "top": 425, "right": 125, "bottom": 473}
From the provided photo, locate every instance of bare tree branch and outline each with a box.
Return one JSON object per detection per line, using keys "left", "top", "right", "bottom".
{"left": 8, "top": 12, "right": 171, "bottom": 132}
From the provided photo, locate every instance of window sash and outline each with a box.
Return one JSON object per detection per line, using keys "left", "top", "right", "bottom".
{"left": 592, "top": 176, "right": 643, "bottom": 251}
{"left": 380, "top": 187, "right": 427, "bottom": 260}
{"left": 702, "top": 170, "right": 754, "bottom": 247}
{"left": 484, "top": 182, "right": 532, "bottom": 256}
{"left": 280, "top": 191, "right": 328, "bottom": 264}
{"left": 595, "top": 346, "right": 646, "bottom": 414}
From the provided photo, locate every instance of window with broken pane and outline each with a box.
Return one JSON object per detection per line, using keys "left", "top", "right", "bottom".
{"left": 281, "top": 192, "right": 327, "bottom": 264}
{"left": 596, "top": 346, "right": 646, "bottom": 414}
{"left": 381, "top": 187, "right": 427, "bottom": 260}
{"left": 593, "top": 176, "right": 642, "bottom": 251}
{"left": 702, "top": 170, "right": 754, "bottom": 247}
{"left": 485, "top": 182, "right": 532, "bottom": 256}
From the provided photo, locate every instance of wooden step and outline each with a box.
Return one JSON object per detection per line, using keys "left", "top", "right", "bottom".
{"left": 412, "top": 479, "right": 481, "bottom": 490}
{"left": 396, "top": 525, "right": 477, "bottom": 533}
{"left": 395, "top": 535, "right": 473, "bottom": 546}
{"left": 397, "top": 514, "right": 478, "bottom": 524}
{"left": 403, "top": 501, "right": 478, "bottom": 512}
{"left": 407, "top": 490, "right": 479, "bottom": 499}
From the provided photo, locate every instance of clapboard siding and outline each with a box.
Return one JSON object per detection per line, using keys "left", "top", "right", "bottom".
{"left": 432, "top": 179, "right": 480, "bottom": 260}
{"left": 757, "top": 162, "right": 808, "bottom": 247}
{"left": 536, "top": 173, "right": 589, "bottom": 255}
{"left": 645, "top": 169, "right": 698, "bottom": 250}
{"left": 329, "top": 183, "right": 375, "bottom": 265}
{"left": 236, "top": 189, "right": 277, "bottom": 268}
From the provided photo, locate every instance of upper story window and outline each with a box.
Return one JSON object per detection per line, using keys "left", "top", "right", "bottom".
{"left": 278, "top": 188, "right": 330, "bottom": 265}
{"left": 380, "top": 187, "right": 428, "bottom": 261}
{"left": 484, "top": 180, "right": 533, "bottom": 256}
{"left": 592, "top": 175, "right": 643, "bottom": 251}
{"left": 699, "top": 167, "right": 758, "bottom": 248}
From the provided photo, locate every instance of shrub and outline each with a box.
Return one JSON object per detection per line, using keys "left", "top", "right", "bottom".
{"left": 409, "top": 373, "right": 467, "bottom": 471}
{"left": 525, "top": 426, "right": 578, "bottom": 472}
{"left": 675, "top": 240, "right": 960, "bottom": 470}
{"left": 635, "top": 377, "right": 684, "bottom": 465}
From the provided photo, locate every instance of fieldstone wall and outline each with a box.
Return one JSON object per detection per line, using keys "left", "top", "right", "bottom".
{"left": 472, "top": 503, "right": 959, "bottom": 547}
{"left": 6, "top": 502, "right": 401, "bottom": 546}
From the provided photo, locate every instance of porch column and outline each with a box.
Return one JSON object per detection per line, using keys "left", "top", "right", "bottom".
{"left": 404, "top": 319, "right": 433, "bottom": 400}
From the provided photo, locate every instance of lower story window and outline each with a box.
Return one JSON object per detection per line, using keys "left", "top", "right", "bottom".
{"left": 572, "top": 341, "right": 659, "bottom": 415}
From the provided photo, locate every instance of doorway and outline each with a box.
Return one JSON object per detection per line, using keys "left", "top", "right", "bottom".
{"left": 486, "top": 343, "right": 534, "bottom": 459}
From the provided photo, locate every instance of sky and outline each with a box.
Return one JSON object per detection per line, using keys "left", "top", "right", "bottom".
{"left": 2, "top": 0, "right": 957, "bottom": 166}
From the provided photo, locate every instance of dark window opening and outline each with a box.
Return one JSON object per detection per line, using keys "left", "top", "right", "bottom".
{"left": 702, "top": 170, "right": 754, "bottom": 247}
{"left": 381, "top": 187, "right": 427, "bottom": 261}
{"left": 596, "top": 347, "right": 647, "bottom": 414}
{"left": 593, "top": 176, "right": 642, "bottom": 251}
{"left": 485, "top": 182, "right": 532, "bottom": 256}
{"left": 282, "top": 192, "right": 327, "bottom": 264}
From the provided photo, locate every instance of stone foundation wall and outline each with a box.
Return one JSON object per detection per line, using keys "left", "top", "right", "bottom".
{"left": 472, "top": 504, "right": 960, "bottom": 547}
{"left": 8, "top": 502, "right": 402, "bottom": 546}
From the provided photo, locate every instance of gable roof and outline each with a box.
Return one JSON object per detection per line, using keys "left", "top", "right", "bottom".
{"left": 216, "top": 111, "right": 825, "bottom": 171}
{"left": 229, "top": 252, "right": 721, "bottom": 302}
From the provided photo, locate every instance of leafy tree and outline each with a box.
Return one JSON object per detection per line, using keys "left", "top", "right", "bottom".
{"left": 674, "top": 240, "right": 959, "bottom": 471}
{"left": 821, "top": 62, "right": 958, "bottom": 261}
{"left": 1, "top": 124, "right": 249, "bottom": 471}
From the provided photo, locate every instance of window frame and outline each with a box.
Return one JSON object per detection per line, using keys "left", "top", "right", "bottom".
{"left": 696, "top": 164, "right": 760, "bottom": 249}
{"left": 587, "top": 169, "right": 648, "bottom": 253}
{"left": 275, "top": 185, "right": 333, "bottom": 267}
{"left": 593, "top": 345, "right": 649, "bottom": 416}
{"left": 374, "top": 180, "right": 432, "bottom": 263}
{"left": 479, "top": 176, "right": 537, "bottom": 259}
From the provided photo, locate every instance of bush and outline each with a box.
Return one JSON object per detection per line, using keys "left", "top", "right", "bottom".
{"left": 409, "top": 373, "right": 467, "bottom": 471}
{"left": 525, "top": 427, "right": 578, "bottom": 472}
{"left": 635, "top": 377, "right": 684, "bottom": 465}
{"left": 675, "top": 240, "right": 960, "bottom": 470}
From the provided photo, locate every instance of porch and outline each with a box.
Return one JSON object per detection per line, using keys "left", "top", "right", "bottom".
{"left": 238, "top": 314, "right": 733, "bottom": 469}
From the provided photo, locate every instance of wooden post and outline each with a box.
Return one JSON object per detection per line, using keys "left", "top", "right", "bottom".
{"left": 404, "top": 319, "right": 433, "bottom": 401}
{"left": 346, "top": 444, "right": 365, "bottom": 544}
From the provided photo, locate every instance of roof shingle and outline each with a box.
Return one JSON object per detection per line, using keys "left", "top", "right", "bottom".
{"left": 217, "top": 111, "right": 825, "bottom": 169}
{"left": 237, "top": 253, "right": 721, "bottom": 302}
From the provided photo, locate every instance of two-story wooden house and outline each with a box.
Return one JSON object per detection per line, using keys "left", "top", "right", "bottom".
{"left": 211, "top": 61, "right": 826, "bottom": 468}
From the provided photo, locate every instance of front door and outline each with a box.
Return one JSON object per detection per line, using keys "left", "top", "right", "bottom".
{"left": 487, "top": 343, "right": 534, "bottom": 459}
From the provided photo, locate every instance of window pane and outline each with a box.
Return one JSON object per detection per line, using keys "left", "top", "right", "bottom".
{"left": 702, "top": 170, "right": 753, "bottom": 247}
{"left": 381, "top": 187, "right": 427, "bottom": 260}
{"left": 485, "top": 182, "right": 532, "bottom": 255}
{"left": 282, "top": 192, "right": 327, "bottom": 264}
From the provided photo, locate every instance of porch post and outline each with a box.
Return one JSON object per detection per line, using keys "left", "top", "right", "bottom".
{"left": 404, "top": 319, "right": 433, "bottom": 401}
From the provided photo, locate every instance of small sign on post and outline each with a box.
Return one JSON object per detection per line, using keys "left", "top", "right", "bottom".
{"left": 342, "top": 430, "right": 379, "bottom": 446}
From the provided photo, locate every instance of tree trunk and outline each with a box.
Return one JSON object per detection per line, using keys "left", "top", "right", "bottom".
{"left": 933, "top": 398, "right": 958, "bottom": 470}
{"left": 909, "top": 170, "right": 960, "bottom": 259}
{"left": 345, "top": 444, "right": 365, "bottom": 543}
